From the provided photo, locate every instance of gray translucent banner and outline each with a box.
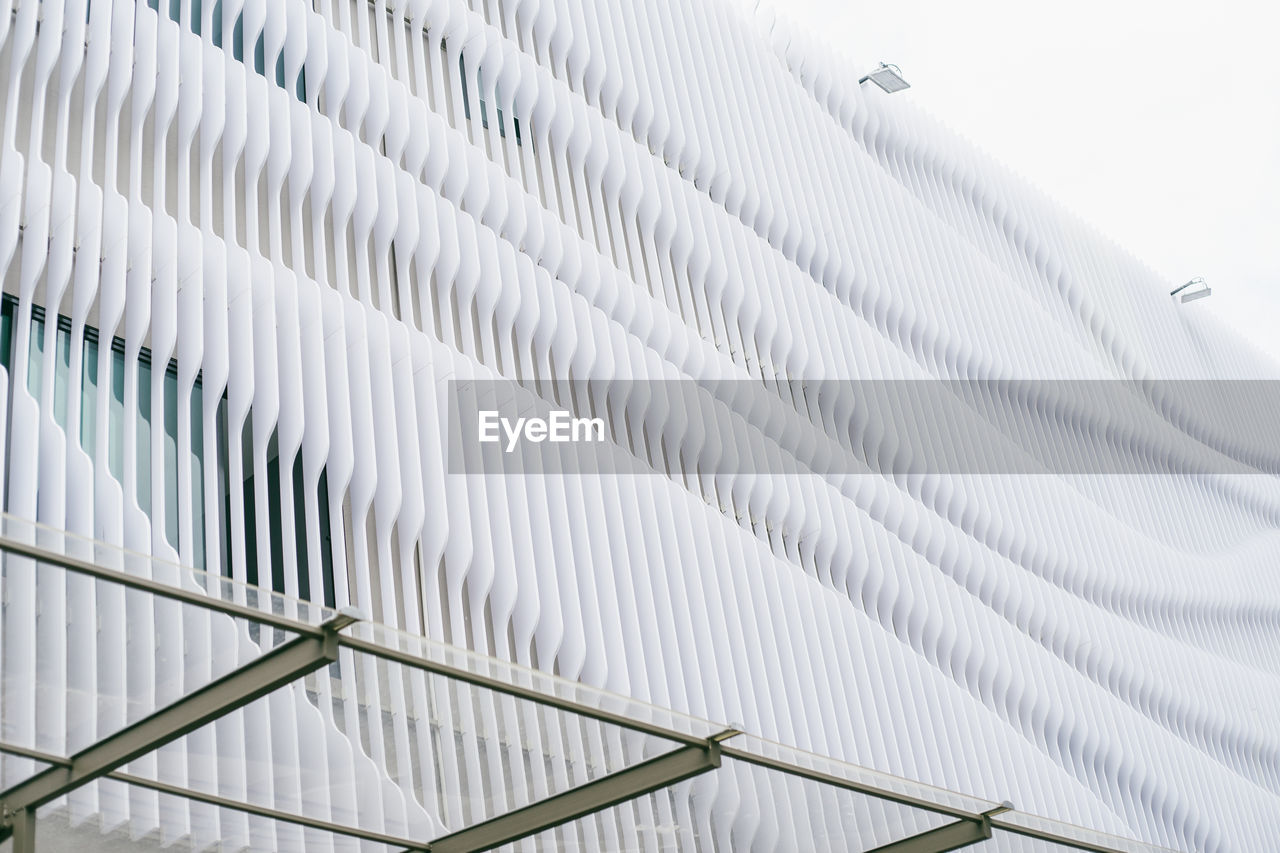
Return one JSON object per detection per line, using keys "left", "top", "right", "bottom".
{"left": 446, "top": 379, "right": 1280, "bottom": 476}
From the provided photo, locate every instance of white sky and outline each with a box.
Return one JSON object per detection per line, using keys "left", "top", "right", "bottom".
{"left": 766, "top": 0, "right": 1280, "bottom": 368}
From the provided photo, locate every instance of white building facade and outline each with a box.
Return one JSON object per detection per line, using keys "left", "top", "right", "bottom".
{"left": 0, "top": 0, "right": 1278, "bottom": 850}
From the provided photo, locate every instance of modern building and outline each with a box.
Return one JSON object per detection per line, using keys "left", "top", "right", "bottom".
{"left": 0, "top": 0, "right": 1278, "bottom": 851}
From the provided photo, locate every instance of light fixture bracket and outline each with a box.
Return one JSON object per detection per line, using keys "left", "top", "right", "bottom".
{"left": 1170, "top": 277, "right": 1211, "bottom": 303}
{"left": 859, "top": 62, "right": 910, "bottom": 93}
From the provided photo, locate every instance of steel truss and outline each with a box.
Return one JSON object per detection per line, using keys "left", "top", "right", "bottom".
{"left": 0, "top": 533, "right": 1173, "bottom": 853}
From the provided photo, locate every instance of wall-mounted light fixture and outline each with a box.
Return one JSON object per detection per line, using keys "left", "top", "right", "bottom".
{"left": 1170, "top": 277, "right": 1211, "bottom": 303}
{"left": 859, "top": 62, "right": 910, "bottom": 93}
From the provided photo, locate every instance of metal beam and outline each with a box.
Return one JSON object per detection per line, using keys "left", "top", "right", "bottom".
{"left": 864, "top": 818, "right": 990, "bottom": 853}
{"left": 0, "top": 536, "right": 715, "bottom": 749}
{"left": 0, "top": 741, "right": 1162, "bottom": 853}
{"left": 719, "top": 744, "right": 979, "bottom": 823}
{"left": 113, "top": 769, "right": 427, "bottom": 851}
{"left": 865, "top": 804, "right": 1013, "bottom": 853}
{"left": 0, "top": 611, "right": 357, "bottom": 819}
{"left": 338, "top": 634, "right": 713, "bottom": 749}
{"left": 0, "top": 534, "right": 330, "bottom": 639}
{"left": 988, "top": 817, "right": 1154, "bottom": 853}
{"left": 0, "top": 535, "right": 1165, "bottom": 853}
{"left": 426, "top": 740, "right": 723, "bottom": 853}
{"left": 7, "top": 807, "right": 34, "bottom": 853}
{"left": 0, "top": 742, "right": 70, "bottom": 766}
{"left": 0, "top": 743, "right": 426, "bottom": 851}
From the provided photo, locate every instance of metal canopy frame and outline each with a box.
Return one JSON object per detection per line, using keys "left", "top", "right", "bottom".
{"left": 865, "top": 804, "right": 1011, "bottom": 853}
{"left": 424, "top": 736, "right": 731, "bottom": 853}
{"left": 0, "top": 611, "right": 356, "bottom": 819}
{"left": 0, "top": 530, "right": 1176, "bottom": 853}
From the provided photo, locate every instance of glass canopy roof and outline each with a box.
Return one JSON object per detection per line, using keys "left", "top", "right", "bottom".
{"left": 0, "top": 515, "right": 1178, "bottom": 853}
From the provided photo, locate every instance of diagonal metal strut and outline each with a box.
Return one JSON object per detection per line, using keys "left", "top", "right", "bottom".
{"left": 0, "top": 741, "right": 428, "bottom": 852}
{"left": 0, "top": 535, "right": 1153, "bottom": 853}
{"left": 865, "top": 804, "right": 1014, "bottom": 853}
{"left": 0, "top": 610, "right": 358, "bottom": 831}
{"left": 7, "top": 806, "right": 34, "bottom": 853}
{"left": 425, "top": 737, "right": 727, "bottom": 853}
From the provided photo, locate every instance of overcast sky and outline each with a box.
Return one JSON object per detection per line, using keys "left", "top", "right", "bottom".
{"left": 765, "top": 0, "right": 1280, "bottom": 369}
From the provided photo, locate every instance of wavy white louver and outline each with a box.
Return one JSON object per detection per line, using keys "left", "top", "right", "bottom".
{"left": 0, "top": 0, "right": 1277, "bottom": 850}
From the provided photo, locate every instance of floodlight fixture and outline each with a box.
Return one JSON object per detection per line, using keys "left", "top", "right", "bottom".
{"left": 859, "top": 62, "right": 910, "bottom": 93}
{"left": 1170, "top": 277, "right": 1211, "bottom": 303}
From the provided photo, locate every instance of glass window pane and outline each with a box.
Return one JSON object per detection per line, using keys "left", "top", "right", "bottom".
{"left": 137, "top": 359, "right": 152, "bottom": 517}
{"left": 26, "top": 315, "right": 44, "bottom": 402}
{"left": 190, "top": 381, "right": 206, "bottom": 571}
{"left": 108, "top": 345, "right": 125, "bottom": 483}
{"left": 52, "top": 324, "right": 71, "bottom": 428}
{"left": 163, "top": 368, "right": 179, "bottom": 550}
{"left": 80, "top": 336, "right": 98, "bottom": 459}
{"left": 0, "top": 296, "right": 15, "bottom": 373}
